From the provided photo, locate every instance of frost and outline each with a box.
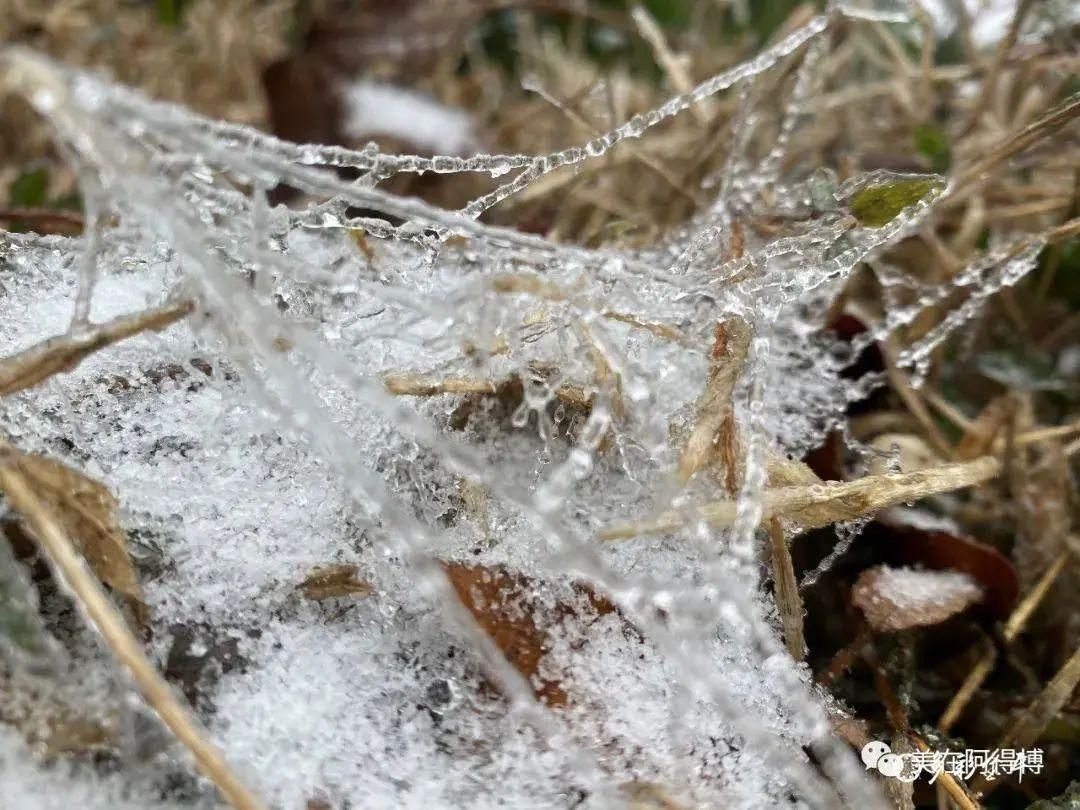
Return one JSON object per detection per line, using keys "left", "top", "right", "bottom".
{"left": 0, "top": 5, "right": 1035, "bottom": 807}
{"left": 852, "top": 566, "right": 984, "bottom": 632}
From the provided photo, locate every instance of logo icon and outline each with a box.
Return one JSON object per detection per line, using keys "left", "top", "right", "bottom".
{"left": 861, "top": 741, "right": 915, "bottom": 781}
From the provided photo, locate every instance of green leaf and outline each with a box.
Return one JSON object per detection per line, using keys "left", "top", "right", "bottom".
{"left": 0, "top": 528, "right": 60, "bottom": 673}
{"left": 9, "top": 168, "right": 48, "bottom": 208}
{"left": 849, "top": 176, "right": 943, "bottom": 228}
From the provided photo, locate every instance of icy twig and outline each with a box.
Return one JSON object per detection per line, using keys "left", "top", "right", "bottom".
{"left": 878, "top": 336, "right": 953, "bottom": 458}
{"left": 383, "top": 374, "right": 500, "bottom": 397}
{"left": 600, "top": 311, "right": 688, "bottom": 345}
{"left": 601, "top": 456, "right": 1000, "bottom": 541}
{"left": 489, "top": 273, "right": 690, "bottom": 345}
{"left": 0, "top": 460, "right": 266, "bottom": 810}
{"left": 0, "top": 299, "right": 194, "bottom": 397}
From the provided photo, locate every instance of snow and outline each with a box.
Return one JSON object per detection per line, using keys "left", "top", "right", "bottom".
{"left": 340, "top": 81, "right": 479, "bottom": 156}
{"left": 870, "top": 566, "right": 982, "bottom": 611}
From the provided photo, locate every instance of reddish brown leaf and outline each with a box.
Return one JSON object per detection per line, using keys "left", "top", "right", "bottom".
{"left": 441, "top": 562, "right": 615, "bottom": 707}
{"left": 297, "top": 564, "right": 373, "bottom": 601}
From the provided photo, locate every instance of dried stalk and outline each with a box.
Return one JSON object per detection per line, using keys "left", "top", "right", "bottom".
{"left": 675, "top": 317, "right": 751, "bottom": 486}
{"left": 950, "top": 95, "right": 1080, "bottom": 202}
{"left": 768, "top": 518, "right": 805, "bottom": 661}
{"left": 939, "top": 549, "right": 1072, "bottom": 731}
{"left": 384, "top": 374, "right": 500, "bottom": 397}
{"left": 958, "top": 0, "right": 1035, "bottom": 136}
{"left": 383, "top": 371, "right": 590, "bottom": 408}
{"left": 630, "top": 4, "right": 711, "bottom": 125}
{"left": 602, "top": 456, "right": 1000, "bottom": 541}
{"left": 0, "top": 299, "right": 194, "bottom": 397}
{"left": 0, "top": 462, "right": 266, "bottom": 810}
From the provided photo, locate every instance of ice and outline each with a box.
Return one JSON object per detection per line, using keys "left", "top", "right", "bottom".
{"left": 0, "top": 5, "right": 1011, "bottom": 806}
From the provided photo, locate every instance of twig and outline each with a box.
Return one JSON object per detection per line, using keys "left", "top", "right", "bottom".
{"left": 600, "top": 311, "right": 688, "bottom": 345}
{"left": 602, "top": 456, "right": 1000, "bottom": 541}
{"left": 384, "top": 374, "right": 500, "bottom": 396}
{"left": 971, "top": 640, "right": 1080, "bottom": 797}
{"left": 0, "top": 207, "right": 85, "bottom": 233}
{"left": 817, "top": 626, "right": 871, "bottom": 687}
{"left": 958, "top": 0, "right": 1035, "bottom": 136}
{"left": 910, "top": 736, "right": 981, "bottom": 810}
{"left": 879, "top": 337, "right": 954, "bottom": 459}
{"left": 0, "top": 299, "right": 194, "bottom": 397}
{"left": 676, "top": 317, "right": 751, "bottom": 485}
{"left": 630, "top": 5, "right": 711, "bottom": 125}
{"left": 950, "top": 95, "right": 1080, "bottom": 202}
{"left": 524, "top": 78, "right": 702, "bottom": 206}
{"left": 768, "top": 518, "right": 805, "bottom": 661}
{"left": 939, "top": 549, "right": 1072, "bottom": 731}
{"left": 384, "top": 371, "right": 591, "bottom": 408}
{"left": 0, "top": 462, "right": 266, "bottom": 810}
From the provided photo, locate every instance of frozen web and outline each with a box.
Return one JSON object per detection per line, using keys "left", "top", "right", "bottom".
{"left": 0, "top": 4, "right": 1050, "bottom": 809}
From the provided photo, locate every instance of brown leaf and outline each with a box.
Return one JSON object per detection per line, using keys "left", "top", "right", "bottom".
{"left": 621, "top": 780, "right": 688, "bottom": 809}
{"left": 3, "top": 451, "right": 146, "bottom": 619}
{"left": 441, "top": 562, "right": 615, "bottom": 707}
{"left": 852, "top": 564, "right": 984, "bottom": 632}
{"left": 297, "top": 564, "right": 373, "bottom": 601}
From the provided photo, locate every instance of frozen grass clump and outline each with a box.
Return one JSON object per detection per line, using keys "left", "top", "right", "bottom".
{"left": 0, "top": 3, "right": 1077, "bottom": 808}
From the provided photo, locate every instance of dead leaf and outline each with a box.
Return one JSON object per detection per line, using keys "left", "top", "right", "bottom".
{"left": 2, "top": 450, "right": 146, "bottom": 621}
{"left": 621, "top": 780, "right": 688, "bottom": 809}
{"left": 852, "top": 564, "right": 984, "bottom": 632}
{"left": 441, "top": 562, "right": 615, "bottom": 707}
{"left": 297, "top": 564, "right": 373, "bottom": 600}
